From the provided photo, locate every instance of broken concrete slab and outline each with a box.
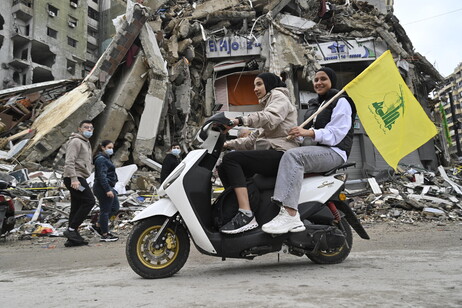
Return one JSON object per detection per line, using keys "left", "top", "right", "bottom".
{"left": 438, "top": 165, "right": 462, "bottom": 195}
{"left": 0, "top": 80, "right": 79, "bottom": 101}
{"left": 190, "top": 0, "right": 241, "bottom": 20}
{"left": 139, "top": 23, "right": 168, "bottom": 77}
{"left": 86, "top": 5, "right": 150, "bottom": 86}
{"left": 278, "top": 13, "right": 316, "bottom": 32}
{"left": 133, "top": 78, "right": 167, "bottom": 166}
{"left": 95, "top": 50, "right": 149, "bottom": 145}
{"left": 18, "top": 5, "right": 151, "bottom": 164}
{"left": 18, "top": 83, "right": 106, "bottom": 162}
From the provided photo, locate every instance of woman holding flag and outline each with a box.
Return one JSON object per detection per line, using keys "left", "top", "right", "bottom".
{"left": 262, "top": 67, "right": 357, "bottom": 234}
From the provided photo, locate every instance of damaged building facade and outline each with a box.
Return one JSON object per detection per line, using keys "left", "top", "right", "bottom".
{"left": 0, "top": 0, "right": 445, "bottom": 181}
{"left": 436, "top": 62, "right": 462, "bottom": 160}
{"left": 0, "top": 0, "right": 129, "bottom": 88}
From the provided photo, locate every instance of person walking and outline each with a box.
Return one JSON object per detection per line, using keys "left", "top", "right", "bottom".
{"left": 262, "top": 67, "right": 356, "bottom": 234}
{"left": 91, "top": 140, "right": 120, "bottom": 242}
{"left": 62, "top": 120, "right": 96, "bottom": 246}
{"left": 217, "top": 72, "right": 298, "bottom": 234}
{"left": 160, "top": 144, "right": 182, "bottom": 183}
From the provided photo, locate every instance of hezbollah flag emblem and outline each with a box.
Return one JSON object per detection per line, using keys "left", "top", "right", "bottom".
{"left": 344, "top": 50, "right": 437, "bottom": 170}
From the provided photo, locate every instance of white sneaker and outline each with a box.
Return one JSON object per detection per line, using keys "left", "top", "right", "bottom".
{"left": 262, "top": 207, "right": 306, "bottom": 234}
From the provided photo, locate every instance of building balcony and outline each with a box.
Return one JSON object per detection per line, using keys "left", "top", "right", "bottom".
{"left": 87, "top": 35, "right": 97, "bottom": 46}
{"left": 88, "top": 0, "right": 99, "bottom": 11}
{"left": 88, "top": 18, "right": 99, "bottom": 29}
{"left": 12, "top": 0, "right": 33, "bottom": 21}
{"left": 9, "top": 58, "right": 30, "bottom": 70}
{"left": 11, "top": 32, "right": 31, "bottom": 45}
{"left": 86, "top": 53, "right": 98, "bottom": 63}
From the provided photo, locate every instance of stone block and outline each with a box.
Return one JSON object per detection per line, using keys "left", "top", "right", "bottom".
{"left": 98, "top": 106, "right": 129, "bottom": 143}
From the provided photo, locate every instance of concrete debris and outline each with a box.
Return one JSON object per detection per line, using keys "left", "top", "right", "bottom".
{"left": 0, "top": 163, "right": 460, "bottom": 242}
{"left": 348, "top": 165, "right": 462, "bottom": 224}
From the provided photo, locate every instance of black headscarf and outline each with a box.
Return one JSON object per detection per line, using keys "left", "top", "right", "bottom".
{"left": 315, "top": 67, "right": 338, "bottom": 102}
{"left": 316, "top": 67, "right": 337, "bottom": 89}
{"left": 257, "top": 72, "right": 286, "bottom": 93}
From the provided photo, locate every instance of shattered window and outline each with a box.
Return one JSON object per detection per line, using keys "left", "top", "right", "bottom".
{"left": 67, "top": 59, "right": 76, "bottom": 75}
{"left": 87, "top": 26, "right": 98, "bottom": 38}
{"left": 67, "top": 36, "right": 77, "bottom": 48}
{"left": 47, "top": 27, "right": 57, "bottom": 39}
{"left": 88, "top": 7, "right": 99, "bottom": 20}
{"left": 47, "top": 4, "right": 58, "bottom": 17}
{"left": 68, "top": 16, "right": 77, "bottom": 28}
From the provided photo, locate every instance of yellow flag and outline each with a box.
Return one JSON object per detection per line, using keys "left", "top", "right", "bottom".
{"left": 344, "top": 50, "right": 437, "bottom": 170}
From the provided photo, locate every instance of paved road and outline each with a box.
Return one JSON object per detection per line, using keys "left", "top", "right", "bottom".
{"left": 1, "top": 222, "right": 461, "bottom": 307}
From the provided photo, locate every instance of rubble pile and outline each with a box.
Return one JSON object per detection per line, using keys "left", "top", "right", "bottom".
{"left": 0, "top": 163, "right": 460, "bottom": 242}
{"left": 1, "top": 166, "right": 157, "bottom": 241}
{"left": 348, "top": 164, "right": 462, "bottom": 224}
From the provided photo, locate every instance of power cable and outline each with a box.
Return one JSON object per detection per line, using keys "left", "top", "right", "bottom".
{"left": 403, "top": 7, "right": 462, "bottom": 25}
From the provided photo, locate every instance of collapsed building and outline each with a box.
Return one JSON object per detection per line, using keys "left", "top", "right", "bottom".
{"left": 0, "top": 0, "right": 445, "bottom": 181}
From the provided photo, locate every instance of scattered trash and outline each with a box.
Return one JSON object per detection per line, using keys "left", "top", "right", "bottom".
{"left": 348, "top": 164, "right": 462, "bottom": 224}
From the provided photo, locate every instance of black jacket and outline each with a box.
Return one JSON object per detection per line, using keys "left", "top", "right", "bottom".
{"left": 94, "top": 153, "right": 118, "bottom": 193}
{"left": 303, "top": 89, "right": 356, "bottom": 157}
{"left": 160, "top": 154, "right": 181, "bottom": 183}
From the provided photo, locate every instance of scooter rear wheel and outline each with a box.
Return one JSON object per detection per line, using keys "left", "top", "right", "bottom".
{"left": 126, "top": 216, "right": 190, "bottom": 279}
{"left": 306, "top": 217, "right": 353, "bottom": 264}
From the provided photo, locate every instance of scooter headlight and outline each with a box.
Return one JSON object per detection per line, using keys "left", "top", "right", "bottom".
{"left": 162, "top": 162, "right": 186, "bottom": 190}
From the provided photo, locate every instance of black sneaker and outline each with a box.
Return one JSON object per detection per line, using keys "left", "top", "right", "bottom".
{"left": 100, "top": 233, "right": 119, "bottom": 242}
{"left": 63, "top": 229, "right": 85, "bottom": 243}
{"left": 89, "top": 224, "right": 102, "bottom": 237}
{"left": 220, "top": 211, "right": 258, "bottom": 234}
{"left": 64, "top": 239, "right": 89, "bottom": 247}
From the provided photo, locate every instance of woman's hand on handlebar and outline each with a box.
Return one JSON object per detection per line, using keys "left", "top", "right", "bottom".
{"left": 222, "top": 119, "right": 238, "bottom": 134}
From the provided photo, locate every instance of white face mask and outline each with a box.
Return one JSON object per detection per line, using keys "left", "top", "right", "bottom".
{"left": 171, "top": 149, "right": 181, "bottom": 156}
{"left": 105, "top": 149, "right": 114, "bottom": 156}
{"left": 83, "top": 131, "right": 93, "bottom": 138}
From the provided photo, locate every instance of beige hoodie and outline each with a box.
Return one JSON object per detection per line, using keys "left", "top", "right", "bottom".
{"left": 63, "top": 133, "right": 93, "bottom": 182}
{"left": 226, "top": 87, "right": 299, "bottom": 151}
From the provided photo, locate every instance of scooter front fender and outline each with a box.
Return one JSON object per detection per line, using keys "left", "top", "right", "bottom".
{"left": 131, "top": 198, "right": 178, "bottom": 222}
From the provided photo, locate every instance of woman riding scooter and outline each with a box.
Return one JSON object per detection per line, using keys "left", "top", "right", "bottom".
{"left": 263, "top": 67, "right": 357, "bottom": 234}
{"left": 218, "top": 72, "right": 298, "bottom": 234}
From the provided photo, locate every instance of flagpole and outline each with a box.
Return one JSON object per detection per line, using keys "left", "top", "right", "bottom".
{"left": 298, "top": 89, "right": 345, "bottom": 128}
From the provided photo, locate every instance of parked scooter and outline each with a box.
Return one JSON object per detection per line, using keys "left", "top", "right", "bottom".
{"left": 126, "top": 113, "right": 370, "bottom": 279}
{"left": 0, "top": 180, "right": 15, "bottom": 236}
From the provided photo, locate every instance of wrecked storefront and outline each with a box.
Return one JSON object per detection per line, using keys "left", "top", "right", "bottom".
{"left": 0, "top": 1, "right": 458, "bottom": 239}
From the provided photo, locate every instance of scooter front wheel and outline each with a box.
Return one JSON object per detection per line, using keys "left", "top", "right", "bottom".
{"left": 126, "top": 216, "right": 190, "bottom": 279}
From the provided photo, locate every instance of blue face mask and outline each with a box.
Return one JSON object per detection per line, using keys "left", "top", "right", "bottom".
{"left": 105, "top": 149, "right": 114, "bottom": 156}
{"left": 82, "top": 131, "right": 93, "bottom": 138}
{"left": 171, "top": 149, "right": 181, "bottom": 156}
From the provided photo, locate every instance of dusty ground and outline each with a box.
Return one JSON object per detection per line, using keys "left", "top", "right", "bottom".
{"left": 1, "top": 221, "right": 461, "bottom": 308}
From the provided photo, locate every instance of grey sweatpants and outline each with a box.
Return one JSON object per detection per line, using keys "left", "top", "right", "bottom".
{"left": 272, "top": 146, "right": 344, "bottom": 210}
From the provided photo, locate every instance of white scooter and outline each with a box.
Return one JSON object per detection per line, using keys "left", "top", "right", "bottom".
{"left": 126, "top": 113, "right": 369, "bottom": 279}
